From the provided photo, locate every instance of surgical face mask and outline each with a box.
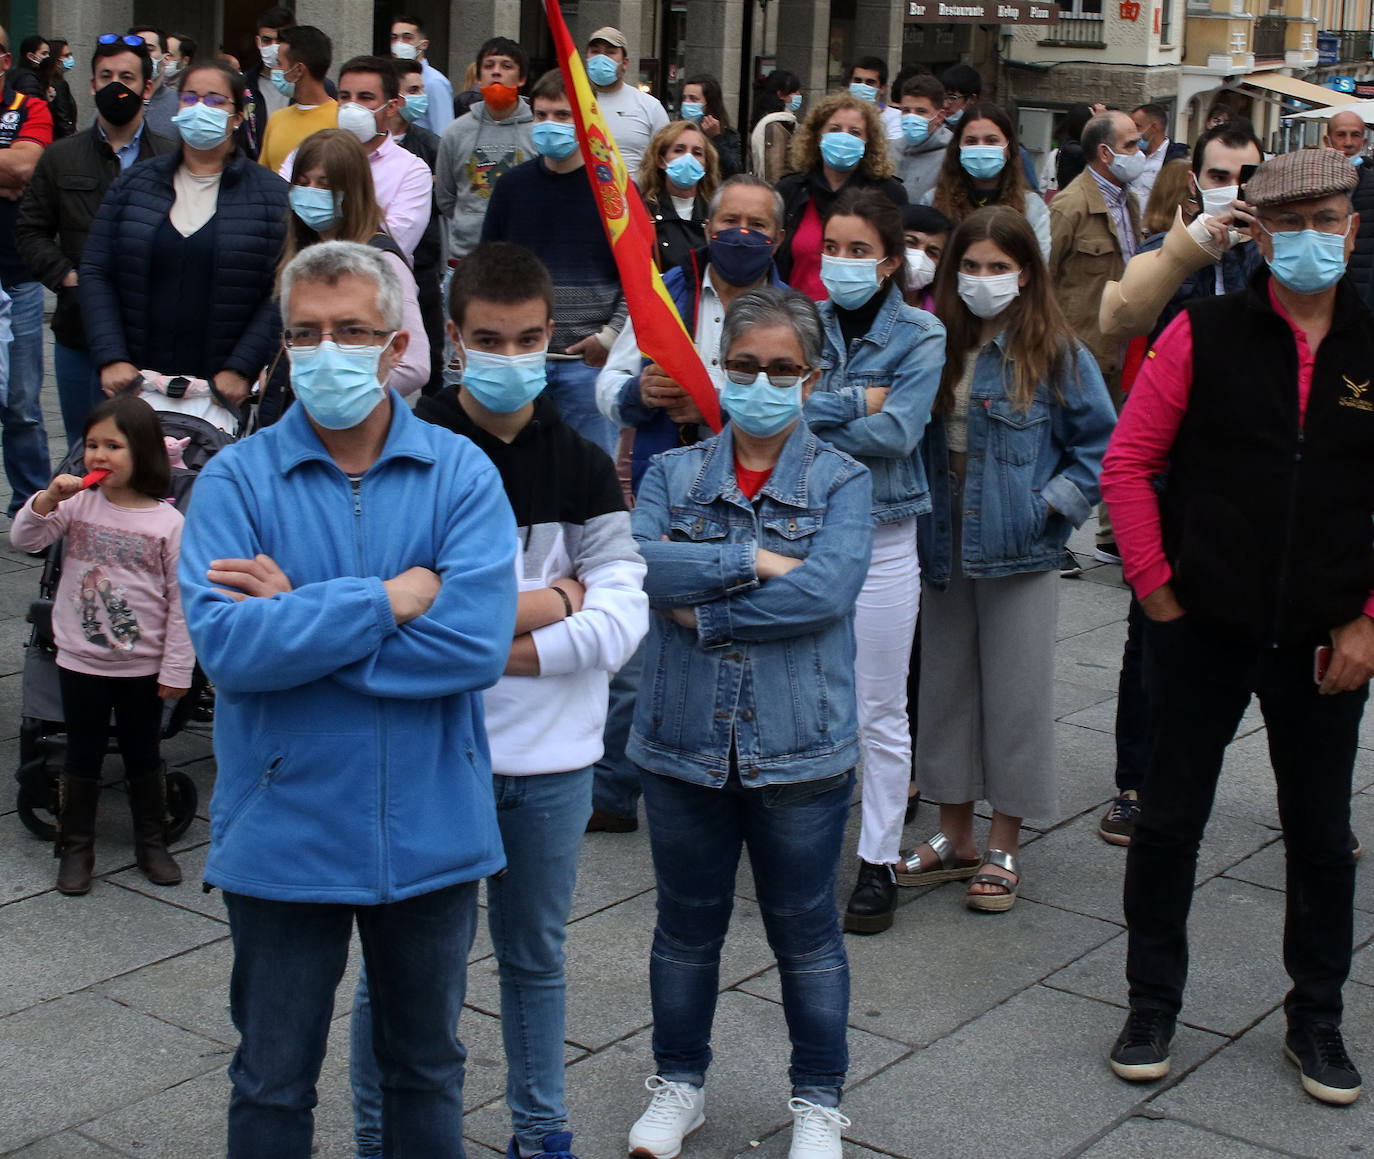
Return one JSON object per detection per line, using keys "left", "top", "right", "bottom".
{"left": 945, "top": 106, "right": 964, "bottom": 126}
{"left": 401, "top": 92, "right": 429, "bottom": 123}
{"left": 1353, "top": 155, "right": 1365, "bottom": 168}
{"left": 163, "top": 59, "right": 181, "bottom": 82}
{"left": 680, "top": 101, "right": 704, "bottom": 121}
{"left": 586, "top": 53, "right": 620, "bottom": 87}
{"left": 61, "top": 55, "right": 75, "bottom": 72}
{"left": 1137, "top": 136, "right": 1150, "bottom": 152}
{"left": 848, "top": 81, "right": 878, "bottom": 104}
{"left": 391, "top": 41, "right": 419, "bottom": 60}
{"left": 788, "top": 93, "right": 802, "bottom": 113}
{"left": 906, "top": 247, "right": 936, "bottom": 291}
{"left": 664, "top": 153, "right": 705, "bottom": 188}
{"left": 957, "top": 270, "right": 1021, "bottom": 319}
{"left": 1263, "top": 222, "right": 1351, "bottom": 294}
{"left": 461, "top": 346, "right": 548, "bottom": 413}
{"left": 270, "top": 67, "right": 295, "bottom": 98}
{"left": 819, "top": 130, "right": 865, "bottom": 172}
{"left": 94, "top": 80, "right": 141, "bottom": 127}
{"left": 259, "top": 42, "right": 279, "bottom": 68}
{"left": 722, "top": 374, "right": 802, "bottom": 437}
{"left": 531, "top": 120, "right": 579, "bottom": 160}
{"left": 1107, "top": 147, "right": 1148, "bottom": 185}
{"left": 172, "top": 102, "right": 232, "bottom": 151}
{"left": 287, "top": 339, "right": 392, "bottom": 429}
{"left": 900, "top": 113, "right": 931, "bottom": 146}
{"left": 960, "top": 144, "right": 1006, "bottom": 180}
{"left": 289, "top": 185, "right": 341, "bottom": 232}
{"left": 1199, "top": 183, "right": 1239, "bottom": 218}
{"left": 820, "top": 254, "right": 882, "bottom": 309}
{"left": 338, "top": 101, "right": 381, "bottom": 144}
{"left": 708, "top": 227, "right": 775, "bottom": 287}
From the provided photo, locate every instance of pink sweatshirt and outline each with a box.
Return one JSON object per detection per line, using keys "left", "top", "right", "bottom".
{"left": 11, "top": 489, "right": 194, "bottom": 686}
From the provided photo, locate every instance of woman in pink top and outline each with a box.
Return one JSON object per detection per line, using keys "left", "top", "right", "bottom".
{"left": 11, "top": 396, "right": 192, "bottom": 896}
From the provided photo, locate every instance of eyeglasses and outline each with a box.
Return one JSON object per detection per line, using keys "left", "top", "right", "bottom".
{"left": 723, "top": 358, "right": 810, "bottom": 388}
{"left": 283, "top": 326, "right": 396, "bottom": 351}
{"left": 99, "top": 34, "right": 149, "bottom": 49}
{"left": 1260, "top": 210, "right": 1351, "bottom": 235}
{"left": 178, "top": 91, "right": 233, "bottom": 108}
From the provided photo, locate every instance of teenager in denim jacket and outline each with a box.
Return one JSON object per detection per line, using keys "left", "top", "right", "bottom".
{"left": 902, "top": 206, "right": 1115, "bottom": 913}
{"left": 624, "top": 288, "right": 872, "bottom": 1159}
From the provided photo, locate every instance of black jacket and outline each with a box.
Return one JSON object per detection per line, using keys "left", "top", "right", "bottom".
{"left": 1165, "top": 268, "right": 1374, "bottom": 645}
{"left": 16, "top": 122, "right": 177, "bottom": 348}
{"left": 1350, "top": 164, "right": 1374, "bottom": 310}
{"left": 774, "top": 166, "right": 907, "bottom": 282}
{"left": 396, "top": 122, "right": 442, "bottom": 277}
{"left": 646, "top": 190, "right": 708, "bottom": 274}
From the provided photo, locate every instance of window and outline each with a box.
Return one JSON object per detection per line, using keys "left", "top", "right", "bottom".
{"left": 1160, "top": 0, "right": 1173, "bottom": 42}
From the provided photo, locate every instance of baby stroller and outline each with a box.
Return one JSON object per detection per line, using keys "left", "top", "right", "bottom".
{"left": 14, "top": 378, "right": 238, "bottom": 841}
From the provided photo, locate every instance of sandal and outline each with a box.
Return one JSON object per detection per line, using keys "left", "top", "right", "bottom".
{"left": 966, "top": 848, "right": 1020, "bottom": 913}
{"left": 895, "top": 830, "right": 981, "bottom": 887}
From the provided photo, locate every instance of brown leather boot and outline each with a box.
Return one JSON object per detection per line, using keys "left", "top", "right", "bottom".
{"left": 55, "top": 774, "right": 101, "bottom": 895}
{"left": 126, "top": 768, "right": 182, "bottom": 886}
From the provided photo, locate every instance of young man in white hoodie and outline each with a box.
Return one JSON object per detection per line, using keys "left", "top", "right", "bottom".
{"left": 349, "top": 242, "right": 649, "bottom": 1159}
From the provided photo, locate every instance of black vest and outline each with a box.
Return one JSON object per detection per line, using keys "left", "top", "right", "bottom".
{"left": 1163, "top": 267, "right": 1374, "bottom": 646}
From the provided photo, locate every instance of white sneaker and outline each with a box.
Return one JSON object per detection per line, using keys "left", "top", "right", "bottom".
{"left": 787, "top": 1098, "right": 851, "bottom": 1159}
{"left": 627, "top": 1075, "right": 705, "bottom": 1158}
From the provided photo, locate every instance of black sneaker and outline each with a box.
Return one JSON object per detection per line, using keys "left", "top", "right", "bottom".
{"left": 843, "top": 860, "right": 897, "bottom": 935}
{"left": 1110, "top": 1008, "right": 1176, "bottom": 1081}
{"left": 1059, "top": 549, "right": 1084, "bottom": 578}
{"left": 1285, "top": 1023, "right": 1363, "bottom": 1105}
{"left": 1099, "top": 791, "right": 1140, "bottom": 846}
{"left": 1094, "top": 540, "right": 1122, "bottom": 564}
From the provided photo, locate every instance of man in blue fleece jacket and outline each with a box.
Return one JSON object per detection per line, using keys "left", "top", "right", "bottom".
{"left": 178, "top": 240, "right": 517, "bottom": 1159}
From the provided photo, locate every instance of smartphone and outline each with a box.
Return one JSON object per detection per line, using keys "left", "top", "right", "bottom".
{"left": 1315, "top": 643, "right": 1334, "bottom": 684}
{"left": 1237, "top": 163, "right": 1259, "bottom": 203}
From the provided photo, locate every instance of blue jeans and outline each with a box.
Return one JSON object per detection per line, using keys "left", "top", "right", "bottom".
{"left": 223, "top": 883, "right": 479, "bottom": 1159}
{"left": 640, "top": 766, "right": 853, "bottom": 1104}
{"left": 592, "top": 640, "right": 645, "bottom": 818}
{"left": 2, "top": 281, "right": 49, "bottom": 513}
{"left": 52, "top": 341, "right": 103, "bottom": 451}
{"left": 544, "top": 358, "right": 617, "bottom": 459}
{"left": 353, "top": 769, "right": 593, "bottom": 1156}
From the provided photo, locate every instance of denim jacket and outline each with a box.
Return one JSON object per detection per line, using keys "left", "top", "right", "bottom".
{"left": 807, "top": 284, "right": 945, "bottom": 524}
{"left": 626, "top": 422, "right": 873, "bottom": 787}
{"left": 919, "top": 335, "right": 1116, "bottom": 587}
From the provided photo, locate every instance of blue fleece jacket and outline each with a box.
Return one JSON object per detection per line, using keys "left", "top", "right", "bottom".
{"left": 178, "top": 393, "right": 518, "bottom": 903}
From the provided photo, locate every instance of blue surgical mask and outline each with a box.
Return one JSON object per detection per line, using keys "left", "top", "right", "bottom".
{"left": 1353, "top": 155, "right": 1364, "bottom": 168}
{"left": 723, "top": 374, "right": 802, "bottom": 438}
{"left": 270, "top": 67, "right": 295, "bottom": 98}
{"left": 680, "top": 101, "right": 704, "bottom": 122}
{"left": 664, "top": 153, "right": 705, "bottom": 188}
{"left": 531, "top": 120, "right": 579, "bottom": 160}
{"left": 172, "top": 102, "right": 232, "bottom": 151}
{"left": 289, "top": 185, "right": 341, "bottom": 232}
{"left": 849, "top": 81, "right": 878, "bottom": 104}
{"left": 287, "top": 339, "right": 392, "bottom": 429}
{"left": 400, "top": 93, "right": 429, "bottom": 123}
{"left": 61, "top": 55, "right": 75, "bottom": 72}
{"left": 788, "top": 93, "right": 802, "bottom": 113}
{"left": 900, "top": 114, "right": 931, "bottom": 146}
{"left": 461, "top": 346, "right": 548, "bottom": 413}
{"left": 819, "top": 130, "right": 865, "bottom": 172}
{"left": 1138, "top": 136, "right": 1150, "bottom": 151}
{"left": 820, "top": 254, "right": 882, "bottom": 309}
{"left": 1263, "top": 222, "right": 1351, "bottom": 294}
{"left": 960, "top": 144, "right": 1006, "bottom": 180}
{"left": 945, "top": 107, "right": 964, "bottom": 126}
{"left": 586, "top": 53, "right": 619, "bottom": 86}
{"left": 708, "top": 227, "right": 775, "bottom": 287}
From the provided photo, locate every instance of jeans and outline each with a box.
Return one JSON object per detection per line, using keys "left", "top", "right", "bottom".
{"left": 641, "top": 766, "right": 853, "bottom": 1103}
{"left": 58, "top": 668, "right": 161, "bottom": 781}
{"left": 1113, "top": 597, "right": 1150, "bottom": 795}
{"left": 2, "top": 281, "right": 50, "bottom": 514}
{"left": 223, "top": 882, "right": 478, "bottom": 1159}
{"left": 352, "top": 769, "right": 593, "bottom": 1156}
{"left": 1123, "top": 616, "right": 1364, "bottom": 1028}
{"left": 53, "top": 341, "right": 103, "bottom": 451}
{"left": 545, "top": 358, "right": 617, "bottom": 459}
{"left": 592, "top": 641, "right": 645, "bottom": 819}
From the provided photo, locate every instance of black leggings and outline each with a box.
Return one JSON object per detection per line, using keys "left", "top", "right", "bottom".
{"left": 58, "top": 667, "right": 162, "bottom": 781}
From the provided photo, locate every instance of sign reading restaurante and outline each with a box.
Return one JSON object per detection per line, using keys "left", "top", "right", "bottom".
{"left": 904, "top": 0, "right": 1057, "bottom": 21}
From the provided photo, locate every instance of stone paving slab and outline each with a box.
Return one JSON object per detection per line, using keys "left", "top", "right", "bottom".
{"left": 1076, "top": 1117, "right": 1290, "bottom": 1157}
{"left": 105, "top": 840, "right": 225, "bottom": 922}
{"left": 1352, "top": 941, "right": 1374, "bottom": 986}
{"left": 0, "top": 1134, "right": 130, "bottom": 1157}
{"left": 0, "top": 672, "right": 29, "bottom": 740}
{"left": 1053, "top": 620, "right": 1129, "bottom": 691}
{"left": 570, "top": 823, "right": 655, "bottom": 921}
{"left": 1061, "top": 689, "right": 1267, "bottom": 741}
{"left": 1054, "top": 578, "right": 1129, "bottom": 639}
{"left": 1052, "top": 678, "right": 1116, "bottom": 720}
{"left": 1039, "top": 719, "right": 1128, "bottom": 830}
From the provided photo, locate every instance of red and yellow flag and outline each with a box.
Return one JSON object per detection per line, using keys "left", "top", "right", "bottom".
{"left": 543, "top": 0, "right": 722, "bottom": 431}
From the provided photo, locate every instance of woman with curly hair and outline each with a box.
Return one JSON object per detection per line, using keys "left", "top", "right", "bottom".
{"left": 637, "top": 121, "right": 721, "bottom": 273}
{"left": 924, "top": 102, "right": 1051, "bottom": 260}
{"left": 775, "top": 92, "right": 907, "bottom": 300}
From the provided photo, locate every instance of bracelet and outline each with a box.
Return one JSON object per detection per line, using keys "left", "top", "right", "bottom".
{"left": 551, "top": 585, "right": 574, "bottom": 619}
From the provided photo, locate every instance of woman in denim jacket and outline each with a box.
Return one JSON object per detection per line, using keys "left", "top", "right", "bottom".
{"left": 624, "top": 288, "right": 872, "bottom": 1159}
{"left": 901, "top": 206, "right": 1115, "bottom": 912}
{"left": 801, "top": 190, "right": 946, "bottom": 937}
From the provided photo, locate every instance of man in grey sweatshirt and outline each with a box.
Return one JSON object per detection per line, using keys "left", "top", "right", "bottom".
{"left": 889, "top": 73, "right": 952, "bottom": 206}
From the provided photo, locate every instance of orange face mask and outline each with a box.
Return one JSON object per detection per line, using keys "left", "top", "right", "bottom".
{"left": 481, "top": 82, "right": 519, "bottom": 112}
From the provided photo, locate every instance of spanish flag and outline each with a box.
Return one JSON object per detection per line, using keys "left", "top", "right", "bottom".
{"left": 543, "top": 0, "right": 722, "bottom": 431}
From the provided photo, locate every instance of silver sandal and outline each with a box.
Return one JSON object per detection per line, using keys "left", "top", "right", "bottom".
{"left": 966, "top": 848, "right": 1020, "bottom": 913}
{"left": 895, "top": 830, "right": 982, "bottom": 887}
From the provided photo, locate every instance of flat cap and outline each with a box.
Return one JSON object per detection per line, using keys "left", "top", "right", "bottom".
{"left": 1245, "top": 148, "right": 1358, "bottom": 207}
{"left": 588, "top": 26, "right": 629, "bottom": 51}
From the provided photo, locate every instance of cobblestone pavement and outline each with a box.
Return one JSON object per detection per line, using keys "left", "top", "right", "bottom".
{"left": 1, "top": 332, "right": 1370, "bottom": 1157}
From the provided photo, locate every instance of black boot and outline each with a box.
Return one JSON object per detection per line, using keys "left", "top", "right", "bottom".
{"left": 843, "top": 859, "right": 897, "bottom": 934}
{"left": 55, "top": 774, "right": 101, "bottom": 895}
{"left": 126, "top": 768, "right": 182, "bottom": 886}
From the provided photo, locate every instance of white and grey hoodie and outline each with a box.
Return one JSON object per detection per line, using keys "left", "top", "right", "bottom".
{"left": 434, "top": 97, "right": 536, "bottom": 261}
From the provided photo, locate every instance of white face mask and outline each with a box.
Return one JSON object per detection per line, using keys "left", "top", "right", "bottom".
{"left": 1199, "top": 183, "right": 1239, "bottom": 218}
{"left": 1107, "top": 147, "right": 1148, "bottom": 186}
{"left": 259, "top": 42, "right": 279, "bottom": 68}
{"left": 337, "top": 101, "right": 381, "bottom": 144}
{"left": 392, "top": 41, "right": 419, "bottom": 60}
{"left": 957, "top": 270, "right": 1021, "bottom": 319}
{"left": 905, "top": 247, "right": 936, "bottom": 291}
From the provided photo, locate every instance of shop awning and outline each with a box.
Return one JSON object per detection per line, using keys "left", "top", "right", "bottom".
{"left": 903, "top": 0, "right": 1058, "bottom": 24}
{"left": 1238, "top": 72, "right": 1341, "bottom": 108}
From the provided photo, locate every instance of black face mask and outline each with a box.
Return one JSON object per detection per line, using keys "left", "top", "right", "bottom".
{"left": 95, "top": 80, "right": 142, "bottom": 127}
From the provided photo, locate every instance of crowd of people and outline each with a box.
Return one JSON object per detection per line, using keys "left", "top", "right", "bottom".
{"left": 3, "top": 7, "right": 1374, "bottom": 1159}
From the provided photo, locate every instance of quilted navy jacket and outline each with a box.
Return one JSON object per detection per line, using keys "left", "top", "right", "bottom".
{"left": 80, "top": 151, "right": 289, "bottom": 380}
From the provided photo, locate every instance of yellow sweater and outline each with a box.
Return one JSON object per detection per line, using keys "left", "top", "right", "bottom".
{"left": 259, "top": 100, "right": 338, "bottom": 174}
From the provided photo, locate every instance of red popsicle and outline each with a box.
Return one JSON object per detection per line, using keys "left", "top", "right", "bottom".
{"left": 81, "top": 469, "right": 110, "bottom": 489}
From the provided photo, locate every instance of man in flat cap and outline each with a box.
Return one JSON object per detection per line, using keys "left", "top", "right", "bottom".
{"left": 1100, "top": 147, "right": 1374, "bottom": 1105}
{"left": 583, "top": 25, "right": 667, "bottom": 179}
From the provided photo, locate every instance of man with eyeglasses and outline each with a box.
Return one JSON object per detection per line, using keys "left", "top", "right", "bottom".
{"left": 178, "top": 239, "right": 517, "bottom": 1157}
{"left": 1102, "top": 148, "right": 1374, "bottom": 1107}
{"left": 16, "top": 34, "right": 175, "bottom": 449}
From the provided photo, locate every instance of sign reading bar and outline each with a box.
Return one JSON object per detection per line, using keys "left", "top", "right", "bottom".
{"left": 905, "top": 0, "right": 1059, "bottom": 22}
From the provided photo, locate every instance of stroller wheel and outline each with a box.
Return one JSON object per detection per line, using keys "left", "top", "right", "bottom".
{"left": 165, "top": 770, "right": 198, "bottom": 842}
{"left": 16, "top": 785, "right": 58, "bottom": 841}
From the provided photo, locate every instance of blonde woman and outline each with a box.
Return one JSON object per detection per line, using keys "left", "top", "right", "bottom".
{"left": 637, "top": 121, "right": 721, "bottom": 273}
{"left": 775, "top": 92, "right": 907, "bottom": 300}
